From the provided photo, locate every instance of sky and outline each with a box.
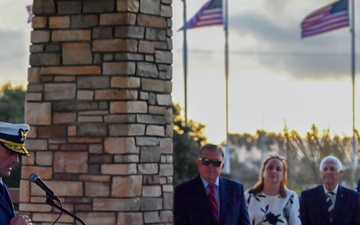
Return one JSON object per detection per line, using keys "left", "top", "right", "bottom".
{"left": 0, "top": 0, "right": 31, "bottom": 86}
{"left": 1, "top": 0, "right": 360, "bottom": 144}
{"left": 172, "top": 0, "right": 360, "bottom": 144}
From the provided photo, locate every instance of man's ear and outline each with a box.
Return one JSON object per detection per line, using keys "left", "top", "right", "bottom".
{"left": 340, "top": 170, "right": 344, "bottom": 177}
{"left": 220, "top": 162, "right": 225, "bottom": 170}
{"left": 196, "top": 159, "right": 201, "bottom": 167}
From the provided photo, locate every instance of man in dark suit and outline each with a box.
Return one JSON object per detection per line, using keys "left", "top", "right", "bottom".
{"left": 173, "top": 143, "right": 250, "bottom": 225}
{"left": 0, "top": 122, "right": 33, "bottom": 225}
{"left": 299, "top": 155, "right": 360, "bottom": 225}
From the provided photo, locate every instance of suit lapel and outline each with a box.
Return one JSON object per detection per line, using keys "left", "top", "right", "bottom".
{"left": 332, "top": 186, "right": 344, "bottom": 224}
{"left": 194, "top": 175, "right": 211, "bottom": 205}
{"left": 218, "top": 177, "right": 228, "bottom": 223}
{"left": 313, "top": 185, "right": 332, "bottom": 222}
{"left": 318, "top": 184, "right": 349, "bottom": 223}
{"left": 193, "top": 175, "right": 217, "bottom": 224}
{"left": 0, "top": 183, "right": 15, "bottom": 217}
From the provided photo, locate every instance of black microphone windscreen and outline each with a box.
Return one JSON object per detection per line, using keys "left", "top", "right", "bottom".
{"left": 29, "top": 173, "right": 39, "bottom": 183}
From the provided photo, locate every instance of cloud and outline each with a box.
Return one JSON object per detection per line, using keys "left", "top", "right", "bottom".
{"left": 0, "top": 28, "right": 29, "bottom": 85}
{"left": 0, "top": 1, "right": 31, "bottom": 85}
{"left": 217, "top": 5, "right": 358, "bottom": 79}
{"left": 0, "top": 0, "right": 31, "bottom": 29}
{"left": 174, "top": 0, "right": 359, "bottom": 80}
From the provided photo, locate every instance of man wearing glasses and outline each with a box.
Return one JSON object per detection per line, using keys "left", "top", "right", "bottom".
{"left": 173, "top": 143, "right": 250, "bottom": 225}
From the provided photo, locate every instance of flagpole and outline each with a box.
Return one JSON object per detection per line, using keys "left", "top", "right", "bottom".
{"left": 350, "top": 0, "right": 357, "bottom": 184}
{"left": 223, "top": 0, "right": 230, "bottom": 174}
{"left": 182, "top": 0, "right": 188, "bottom": 126}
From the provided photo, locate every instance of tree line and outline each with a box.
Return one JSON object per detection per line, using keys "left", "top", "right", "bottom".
{"left": 172, "top": 103, "right": 360, "bottom": 192}
{"left": 228, "top": 126, "right": 358, "bottom": 192}
{"left": 1, "top": 83, "right": 359, "bottom": 192}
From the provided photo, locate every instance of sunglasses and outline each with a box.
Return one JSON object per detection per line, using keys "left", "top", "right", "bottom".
{"left": 199, "top": 158, "right": 223, "bottom": 167}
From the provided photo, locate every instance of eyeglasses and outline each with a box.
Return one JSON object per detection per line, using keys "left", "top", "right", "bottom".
{"left": 267, "top": 155, "right": 286, "bottom": 161}
{"left": 199, "top": 158, "right": 223, "bottom": 167}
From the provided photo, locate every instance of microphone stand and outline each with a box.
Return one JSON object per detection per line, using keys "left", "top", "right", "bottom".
{"left": 46, "top": 197, "right": 87, "bottom": 225}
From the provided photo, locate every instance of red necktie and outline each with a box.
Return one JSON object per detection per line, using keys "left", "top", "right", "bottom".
{"left": 208, "top": 183, "right": 219, "bottom": 223}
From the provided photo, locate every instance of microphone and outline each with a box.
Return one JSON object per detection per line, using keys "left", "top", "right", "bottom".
{"left": 29, "top": 173, "right": 60, "bottom": 201}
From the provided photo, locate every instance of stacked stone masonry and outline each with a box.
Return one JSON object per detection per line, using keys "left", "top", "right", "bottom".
{"left": 22, "top": 0, "right": 173, "bottom": 224}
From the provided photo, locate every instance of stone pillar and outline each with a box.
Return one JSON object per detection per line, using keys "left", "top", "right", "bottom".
{"left": 21, "top": 0, "right": 173, "bottom": 224}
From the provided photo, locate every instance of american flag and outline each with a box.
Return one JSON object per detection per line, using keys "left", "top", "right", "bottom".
{"left": 182, "top": 0, "right": 223, "bottom": 30}
{"left": 26, "top": 5, "right": 34, "bottom": 23}
{"left": 301, "top": 0, "right": 349, "bottom": 38}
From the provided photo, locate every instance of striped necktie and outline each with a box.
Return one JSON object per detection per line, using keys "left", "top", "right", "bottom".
{"left": 326, "top": 192, "right": 335, "bottom": 220}
{"left": 208, "top": 183, "right": 219, "bottom": 224}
